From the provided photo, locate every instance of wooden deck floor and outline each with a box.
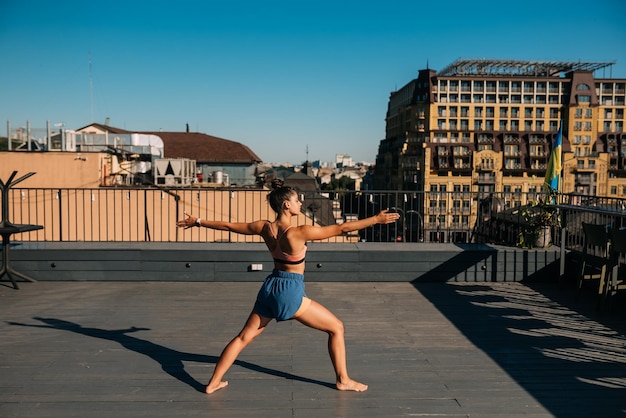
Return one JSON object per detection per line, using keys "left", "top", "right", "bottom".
{"left": 1, "top": 279, "right": 625, "bottom": 417}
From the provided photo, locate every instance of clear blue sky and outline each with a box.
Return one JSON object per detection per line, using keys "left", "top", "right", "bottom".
{"left": 1, "top": 0, "right": 625, "bottom": 165}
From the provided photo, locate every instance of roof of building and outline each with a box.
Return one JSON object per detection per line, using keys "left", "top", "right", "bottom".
{"left": 146, "top": 131, "right": 262, "bottom": 164}
{"left": 77, "top": 123, "right": 133, "bottom": 134}
{"left": 438, "top": 59, "right": 615, "bottom": 77}
{"left": 284, "top": 171, "right": 319, "bottom": 192}
{"left": 77, "top": 123, "right": 262, "bottom": 164}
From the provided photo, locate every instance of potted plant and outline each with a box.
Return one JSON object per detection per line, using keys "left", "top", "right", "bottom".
{"left": 517, "top": 191, "right": 561, "bottom": 249}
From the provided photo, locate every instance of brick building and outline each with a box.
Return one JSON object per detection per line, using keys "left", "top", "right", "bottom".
{"left": 375, "top": 59, "right": 625, "bottom": 198}
{"left": 373, "top": 59, "right": 625, "bottom": 242}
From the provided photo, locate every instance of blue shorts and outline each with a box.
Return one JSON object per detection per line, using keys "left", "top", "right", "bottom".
{"left": 254, "top": 269, "right": 306, "bottom": 321}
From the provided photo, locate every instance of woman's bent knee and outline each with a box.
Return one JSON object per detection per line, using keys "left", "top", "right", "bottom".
{"left": 328, "top": 319, "right": 344, "bottom": 336}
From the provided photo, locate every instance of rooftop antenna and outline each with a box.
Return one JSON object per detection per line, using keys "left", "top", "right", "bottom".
{"left": 306, "top": 144, "right": 309, "bottom": 161}
{"left": 89, "top": 52, "right": 94, "bottom": 123}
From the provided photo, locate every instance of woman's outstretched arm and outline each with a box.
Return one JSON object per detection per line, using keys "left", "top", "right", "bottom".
{"left": 295, "top": 209, "right": 399, "bottom": 241}
{"left": 176, "top": 212, "right": 267, "bottom": 235}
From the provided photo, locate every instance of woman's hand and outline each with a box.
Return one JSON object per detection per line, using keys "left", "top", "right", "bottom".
{"left": 176, "top": 212, "right": 198, "bottom": 229}
{"left": 376, "top": 209, "right": 401, "bottom": 225}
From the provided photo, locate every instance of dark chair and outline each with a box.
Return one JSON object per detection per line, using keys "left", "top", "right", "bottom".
{"left": 602, "top": 228, "right": 626, "bottom": 310}
{"left": 576, "top": 222, "right": 610, "bottom": 308}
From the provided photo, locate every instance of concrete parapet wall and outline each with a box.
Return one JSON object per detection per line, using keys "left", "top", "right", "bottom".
{"left": 3, "top": 242, "right": 561, "bottom": 283}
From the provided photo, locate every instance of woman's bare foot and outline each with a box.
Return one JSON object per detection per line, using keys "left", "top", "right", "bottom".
{"left": 336, "top": 379, "right": 368, "bottom": 392}
{"left": 206, "top": 381, "right": 228, "bottom": 394}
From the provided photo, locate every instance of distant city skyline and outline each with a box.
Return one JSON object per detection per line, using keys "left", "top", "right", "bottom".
{"left": 1, "top": 0, "right": 625, "bottom": 164}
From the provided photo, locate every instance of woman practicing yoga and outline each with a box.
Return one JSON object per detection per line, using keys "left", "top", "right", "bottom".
{"left": 177, "top": 179, "right": 399, "bottom": 394}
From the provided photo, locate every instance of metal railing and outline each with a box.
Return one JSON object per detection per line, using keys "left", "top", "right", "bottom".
{"left": 3, "top": 187, "right": 625, "bottom": 247}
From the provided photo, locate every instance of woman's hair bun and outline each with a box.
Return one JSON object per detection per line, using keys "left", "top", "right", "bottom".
{"left": 270, "top": 178, "right": 285, "bottom": 190}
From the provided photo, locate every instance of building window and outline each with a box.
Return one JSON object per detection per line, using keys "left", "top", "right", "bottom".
{"left": 524, "top": 82, "right": 534, "bottom": 93}
{"left": 549, "top": 82, "right": 560, "bottom": 93}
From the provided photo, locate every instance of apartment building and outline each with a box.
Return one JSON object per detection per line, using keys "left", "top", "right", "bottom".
{"left": 373, "top": 59, "right": 626, "bottom": 241}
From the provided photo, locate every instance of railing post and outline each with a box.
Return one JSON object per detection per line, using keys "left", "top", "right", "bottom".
{"left": 144, "top": 189, "right": 150, "bottom": 242}
{"left": 559, "top": 222, "right": 567, "bottom": 282}
{"left": 57, "top": 189, "right": 63, "bottom": 242}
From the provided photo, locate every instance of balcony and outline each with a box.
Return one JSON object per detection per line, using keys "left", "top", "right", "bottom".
{"left": 476, "top": 173, "right": 497, "bottom": 183}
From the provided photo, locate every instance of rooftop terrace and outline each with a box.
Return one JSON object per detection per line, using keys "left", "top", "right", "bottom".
{"left": 1, "top": 278, "right": 625, "bottom": 417}
{"left": 437, "top": 59, "right": 616, "bottom": 77}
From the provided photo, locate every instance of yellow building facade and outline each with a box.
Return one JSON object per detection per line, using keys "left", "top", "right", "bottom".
{"left": 377, "top": 59, "right": 625, "bottom": 200}
{"left": 374, "top": 59, "right": 625, "bottom": 242}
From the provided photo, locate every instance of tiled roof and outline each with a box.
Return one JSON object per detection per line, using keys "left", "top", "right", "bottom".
{"left": 76, "top": 123, "right": 262, "bottom": 164}
{"left": 145, "top": 131, "right": 262, "bottom": 164}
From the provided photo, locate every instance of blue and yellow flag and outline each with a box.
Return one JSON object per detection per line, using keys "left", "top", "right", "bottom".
{"left": 544, "top": 123, "right": 562, "bottom": 192}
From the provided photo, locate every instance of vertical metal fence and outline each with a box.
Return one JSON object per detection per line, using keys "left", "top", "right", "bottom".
{"left": 3, "top": 187, "right": 626, "bottom": 249}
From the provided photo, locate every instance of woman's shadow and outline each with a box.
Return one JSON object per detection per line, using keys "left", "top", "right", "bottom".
{"left": 7, "top": 317, "right": 334, "bottom": 393}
